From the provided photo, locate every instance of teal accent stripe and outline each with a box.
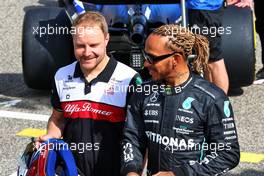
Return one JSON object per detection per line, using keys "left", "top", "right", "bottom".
{"left": 200, "top": 138, "right": 206, "bottom": 161}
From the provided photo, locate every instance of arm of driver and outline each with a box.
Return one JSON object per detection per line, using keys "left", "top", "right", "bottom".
{"left": 46, "top": 109, "right": 65, "bottom": 139}
{"left": 127, "top": 173, "right": 140, "bottom": 176}
{"left": 226, "top": 0, "right": 253, "bottom": 8}
{"left": 152, "top": 172, "right": 175, "bottom": 176}
{"left": 35, "top": 109, "right": 64, "bottom": 147}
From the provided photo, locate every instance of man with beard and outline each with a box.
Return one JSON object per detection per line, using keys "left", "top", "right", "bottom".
{"left": 37, "top": 11, "right": 141, "bottom": 176}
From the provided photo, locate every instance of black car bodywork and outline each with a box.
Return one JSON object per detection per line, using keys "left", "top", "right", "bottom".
{"left": 22, "top": 0, "right": 255, "bottom": 90}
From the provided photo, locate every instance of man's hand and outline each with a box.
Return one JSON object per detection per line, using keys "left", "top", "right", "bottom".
{"left": 226, "top": 0, "right": 253, "bottom": 9}
{"left": 33, "top": 109, "right": 65, "bottom": 149}
{"left": 127, "top": 172, "right": 140, "bottom": 176}
{"left": 152, "top": 171, "right": 175, "bottom": 176}
{"left": 34, "top": 134, "right": 54, "bottom": 149}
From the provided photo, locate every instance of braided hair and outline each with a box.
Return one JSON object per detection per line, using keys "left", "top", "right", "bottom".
{"left": 151, "top": 24, "right": 209, "bottom": 75}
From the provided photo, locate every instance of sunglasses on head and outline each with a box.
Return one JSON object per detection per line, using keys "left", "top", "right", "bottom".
{"left": 142, "top": 50, "right": 181, "bottom": 64}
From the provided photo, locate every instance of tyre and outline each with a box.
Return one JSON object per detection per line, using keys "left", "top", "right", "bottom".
{"left": 58, "top": 0, "right": 73, "bottom": 7}
{"left": 22, "top": 7, "right": 74, "bottom": 89}
{"left": 222, "top": 6, "right": 255, "bottom": 88}
{"left": 58, "top": 0, "right": 66, "bottom": 7}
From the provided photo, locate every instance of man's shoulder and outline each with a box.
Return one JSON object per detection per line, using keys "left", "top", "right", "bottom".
{"left": 192, "top": 74, "right": 227, "bottom": 100}
{"left": 113, "top": 60, "right": 139, "bottom": 83}
{"left": 55, "top": 61, "right": 77, "bottom": 79}
{"left": 116, "top": 61, "right": 138, "bottom": 75}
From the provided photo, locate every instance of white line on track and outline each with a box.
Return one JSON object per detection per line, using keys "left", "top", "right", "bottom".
{"left": 0, "top": 99, "right": 22, "bottom": 107}
{"left": 0, "top": 110, "right": 49, "bottom": 121}
{"left": 2, "top": 110, "right": 49, "bottom": 176}
{"left": 10, "top": 172, "right": 16, "bottom": 176}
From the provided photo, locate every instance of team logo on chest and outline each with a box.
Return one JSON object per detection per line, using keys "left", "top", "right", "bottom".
{"left": 104, "top": 77, "right": 123, "bottom": 95}
{"left": 150, "top": 92, "right": 159, "bottom": 103}
{"left": 182, "top": 97, "right": 195, "bottom": 110}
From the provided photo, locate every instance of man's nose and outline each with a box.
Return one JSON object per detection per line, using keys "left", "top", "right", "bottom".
{"left": 83, "top": 45, "right": 92, "bottom": 56}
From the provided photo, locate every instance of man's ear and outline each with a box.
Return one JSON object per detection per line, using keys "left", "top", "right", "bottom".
{"left": 173, "top": 54, "right": 182, "bottom": 64}
{"left": 105, "top": 33, "right": 110, "bottom": 45}
{"left": 172, "top": 54, "right": 185, "bottom": 69}
{"left": 171, "top": 55, "right": 177, "bottom": 68}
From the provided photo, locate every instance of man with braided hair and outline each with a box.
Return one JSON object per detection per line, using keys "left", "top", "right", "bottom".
{"left": 121, "top": 24, "right": 240, "bottom": 176}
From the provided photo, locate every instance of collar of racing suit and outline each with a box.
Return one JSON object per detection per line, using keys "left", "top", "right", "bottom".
{"left": 73, "top": 56, "right": 117, "bottom": 82}
{"left": 73, "top": 56, "right": 118, "bottom": 94}
{"left": 162, "top": 73, "right": 193, "bottom": 95}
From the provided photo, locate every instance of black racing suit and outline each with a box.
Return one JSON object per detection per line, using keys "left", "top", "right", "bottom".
{"left": 121, "top": 74, "right": 240, "bottom": 176}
